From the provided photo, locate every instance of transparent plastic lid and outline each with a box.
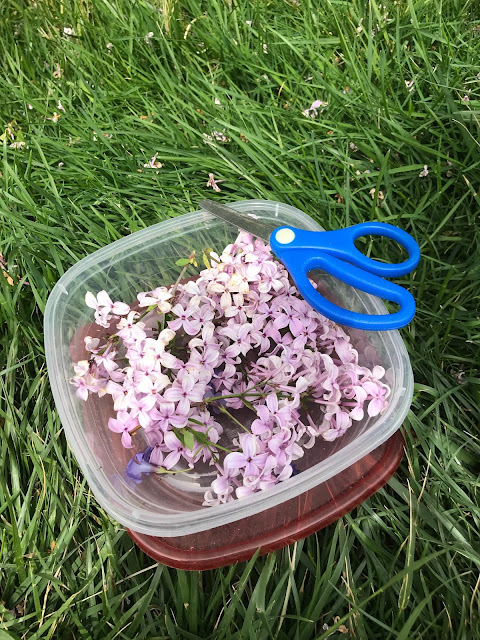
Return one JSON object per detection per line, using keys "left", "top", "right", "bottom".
{"left": 44, "top": 200, "right": 413, "bottom": 537}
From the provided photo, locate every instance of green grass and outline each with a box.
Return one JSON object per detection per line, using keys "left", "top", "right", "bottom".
{"left": 1, "top": 0, "right": 479, "bottom": 637}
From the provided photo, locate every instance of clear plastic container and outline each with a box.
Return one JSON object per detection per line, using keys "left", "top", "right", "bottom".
{"left": 44, "top": 200, "right": 413, "bottom": 541}
{"left": 127, "top": 431, "right": 405, "bottom": 569}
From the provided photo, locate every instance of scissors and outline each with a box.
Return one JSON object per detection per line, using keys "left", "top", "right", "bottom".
{"left": 199, "top": 199, "right": 420, "bottom": 331}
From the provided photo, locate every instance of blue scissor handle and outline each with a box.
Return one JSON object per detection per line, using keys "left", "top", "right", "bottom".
{"left": 311, "top": 221, "right": 421, "bottom": 277}
{"left": 269, "top": 223, "right": 420, "bottom": 331}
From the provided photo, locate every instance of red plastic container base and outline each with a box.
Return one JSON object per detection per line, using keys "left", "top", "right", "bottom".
{"left": 127, "top": 430, "right": 404, "bottom": 570}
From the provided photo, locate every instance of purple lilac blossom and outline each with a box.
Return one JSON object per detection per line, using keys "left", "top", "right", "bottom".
{"left": 71, "top": 230, "right": 391, "bottom": 507}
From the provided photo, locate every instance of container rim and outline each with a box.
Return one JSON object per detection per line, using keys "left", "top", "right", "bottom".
{"left": 44, "top": 199, "right": 413, "bottom": 537}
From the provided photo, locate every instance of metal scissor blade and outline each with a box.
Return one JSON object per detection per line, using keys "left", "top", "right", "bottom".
{"left": 199, "top": 199, "right": 276, "bottom": 243}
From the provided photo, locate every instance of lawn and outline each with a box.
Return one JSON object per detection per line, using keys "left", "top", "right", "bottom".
{"left": 1, "top": 0, "right": 479, "bottom": 637}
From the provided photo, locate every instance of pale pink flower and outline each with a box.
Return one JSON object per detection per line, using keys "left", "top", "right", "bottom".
{"left": 148, "top": 402, "right": 188, "bottom": 431}
{"left": 218, "top": 323, "right": 253, "bottom": 358}
{"left": 163, "top": 371, "right": 205, "bottom": 414}
{"left": 302, "top": 99, "right": 328, "bottom": 118}
{"left": 84, "top": 336, "right": 100, "bottom": 353}
{"left": 137, "top": 286, "right": 172, "bottom": 312}
{"left": 224, "top": 434, "right": 269, "bottom": 478}
{"left": 106, "top": 380, "right": 136, "bottom": 411}
{"left": 206, "top": 173, "right": 221, "bottom": 192}
{"left": 136, "top": 373, "right": 170, "bottom": 400}
{"left": 162, "top": 431, "right": 189, "bottom": 469}
{"left": 70, "top": 372, "right": 96, "bottom": 401}
{"left": 419, "top": 165, "right": 429, "bottom": 178}
{"left": 251, "top": 404, "right": 274, "bottom": 437}
{"left": 108, "top": 412, "right": 137, "bottom": 448}
{"left": 363, "top": 381, "right": 389, "bottom": 416}
{"left": 265, "top": 393, "right": 293, "bottom": 428}
{"left": 85, "top": 290, "right": 130, "bottom": 327}
{"left": 168, "top": 304, "right": 202, "bottom": 335}
{"left": 223, "top": 292, "right": 245, "bottom": 318}
{"left": 143, "top": 153, "right": 163, "bottom": 169}
{"left": 129, "top": 395, "right": 157, "bottom": 428}
{"left": 116, "top": 312, "right": 146, "bottom": 342}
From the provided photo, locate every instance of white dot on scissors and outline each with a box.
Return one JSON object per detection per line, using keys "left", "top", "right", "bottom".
{"left": 275, "top": 228, "right": 295, "bottom": 244}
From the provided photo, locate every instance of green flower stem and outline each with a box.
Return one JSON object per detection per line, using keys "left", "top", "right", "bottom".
{"left": 218, "top": 405, "right": 250, "bottom": 433}
{"left": 171, "top": 251, "right": 196, "bottom": 299}
{"left": 134, "top": 304, "right": 159, "bottom": 323}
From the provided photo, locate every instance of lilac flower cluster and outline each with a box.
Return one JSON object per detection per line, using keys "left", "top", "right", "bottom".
{"left": 71, "top": 232, "right": 390, "bottom": 506}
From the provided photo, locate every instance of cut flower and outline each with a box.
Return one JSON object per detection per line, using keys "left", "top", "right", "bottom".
{"left": 72, "top": 230, "right": 391, "bottom": 507}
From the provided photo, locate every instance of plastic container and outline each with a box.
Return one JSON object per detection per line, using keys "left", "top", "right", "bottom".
{"left": 127, "top": 430, "right": 404, "bottom": 569}
{"left": 44, "top": 200, "right": 413, "bottom": 557}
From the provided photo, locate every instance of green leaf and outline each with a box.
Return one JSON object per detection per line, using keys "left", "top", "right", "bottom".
{"left": 183, "top": 429, "right": 195, "bottom": 452}
{"left": 0, "top": 629, "right": 21, "bottom": 640}
{"left": 172, "top": 427, "right": 185, "bottom": 446}
{"left": 242, "top": 398, "right": 256, "bottom": 411}
{"left": 190, "top": 429, "right": 209, "bottom": 446}
{"left": 175, "top": 258, "right": 190, "bottom": 266}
